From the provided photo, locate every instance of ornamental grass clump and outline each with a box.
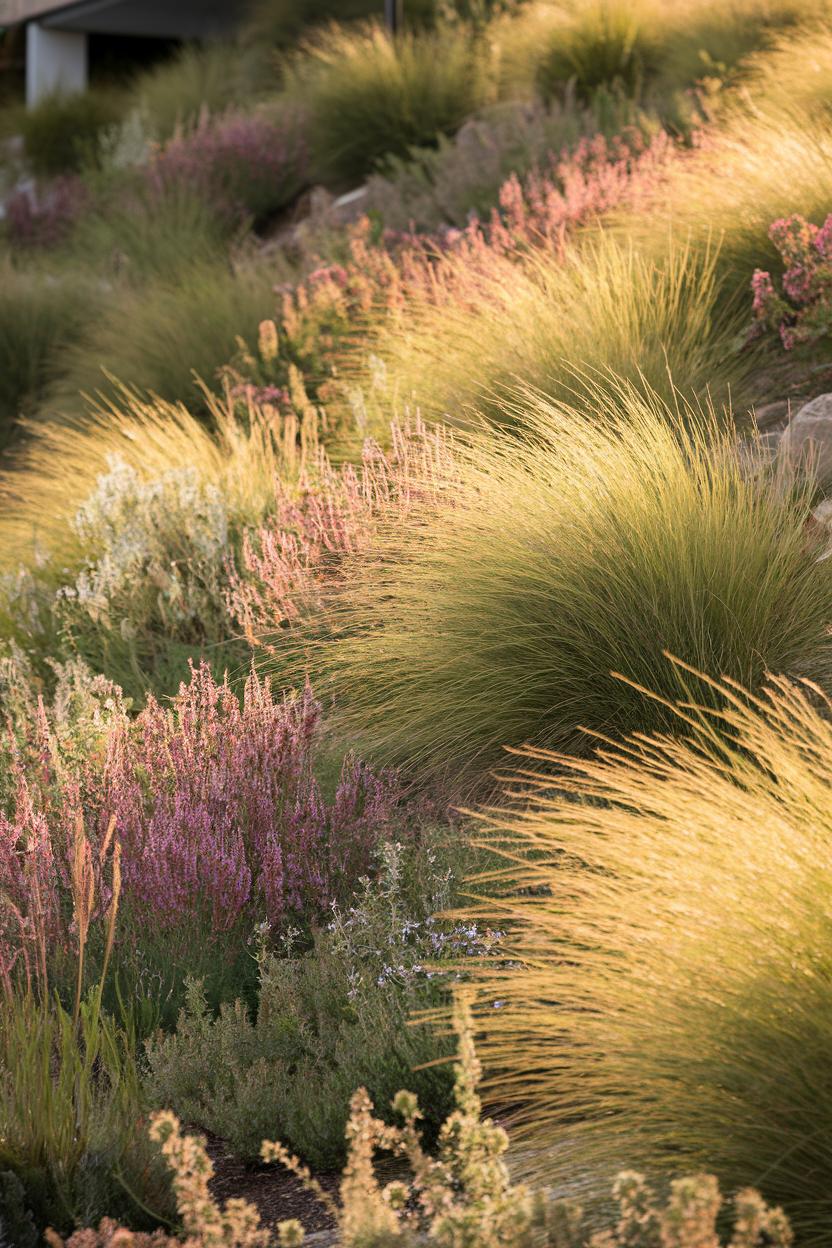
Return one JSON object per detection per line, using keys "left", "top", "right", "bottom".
{"left": 287, "top": 383, "right": 832, "bottom": 781}
{"left": 283, "top": 23, "right": 495, "bottom": 186}
{"left": 536, "top": 0, "right": 659, "bottom": 104}
{"left": 0, "top": 262, "right": 95, "bottom": 447}
{"left": 361, "top": 231, "right": 747, "bottom": 427}
{"left": 46, "top": 257, "right": 280, "bottom": 421}
{"left": 721, "top": 18, "right": 832, "bottom": 127}
{"left": 461, "top": 665, "right": 832, "bottom": 1244}
{"left": 133, "top": 42, "right": 247, "bottom": 140}
{"left": 623, "top": 109, "right": 832, "bottom": 295}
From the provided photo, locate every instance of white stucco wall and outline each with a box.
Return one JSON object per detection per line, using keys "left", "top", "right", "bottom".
{"left": 25, "top": 22, "right": 88, "bottom": 105}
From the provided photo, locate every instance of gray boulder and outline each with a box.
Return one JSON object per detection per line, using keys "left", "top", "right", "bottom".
{"left": 778, "top": 393, "right": 832, "bottom": 482}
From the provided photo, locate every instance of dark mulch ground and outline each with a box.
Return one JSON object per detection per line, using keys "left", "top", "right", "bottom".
{"left": 203, "top": 1131, "right": 340, "bottom": 1235}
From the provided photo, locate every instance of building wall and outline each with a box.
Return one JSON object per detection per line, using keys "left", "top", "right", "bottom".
{"left": 25, "top": 21, "right": 86, "bottom": 104}
{"left": 1, "top": 1, "right": 244, "bottom": 105}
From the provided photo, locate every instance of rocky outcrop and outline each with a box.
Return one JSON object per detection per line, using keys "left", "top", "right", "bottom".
{"left": 778, "top": 393, "right": 832, "bottom": 482}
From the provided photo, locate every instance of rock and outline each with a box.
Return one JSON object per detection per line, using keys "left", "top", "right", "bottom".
{"left": 753, "top": 399, "right": 790, "bottom": 431}
{"left": 778, "top": 393, "right": 832, "bottom": 482}
{"left": 807, "top": 498, "right": 832, "bottom": 561}
{"left": 331, "top": 185, "right": 369, "bottom": 225}
{"left": 305, "top": 1231, "right": 338, "bottom": 1248}
{"left": 300, "top": 185, "right": 368, "bottom": 229}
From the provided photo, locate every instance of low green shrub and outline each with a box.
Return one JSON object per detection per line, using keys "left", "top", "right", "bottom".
{"left": 463, "top": 667, "right": 832, "bottom": 1244}
{"left": 50, "top": 453, "right": 247, "bottom": 700}
{"left": 20, "top": 89, "right": 124, "bottom": 176}
{"left": 286, "top": 384, "right": 832, "bottom": 782}
{"left": 144, "top": 837, "right": 496, "bottom": 1168}
{"left": 0, "top": 1170, "right": 38, "bottom": 1248}
{"left": 55, "top": 997, "right": 794, "bottom": 1248}
{"left": 47, "top": 258, "right": 279, "bottom": 419}
{"left": 283, "top": 23, "right": 496, "bottom": 187}
{"left": 0, "top": 262, "right": 96, "bottom": 447}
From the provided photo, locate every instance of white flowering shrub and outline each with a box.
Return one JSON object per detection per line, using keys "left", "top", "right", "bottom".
{"left": 61, "top": 456, "right": 229, "bottom": 629}
{"left": 97, "top": 106, "right": 154, "bottom": 171}
{"left": 52, "top": 456, "right": 241, "bottom": 697}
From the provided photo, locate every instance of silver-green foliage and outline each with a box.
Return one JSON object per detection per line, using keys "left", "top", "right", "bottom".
{"left": 144, "top": 838, "right": 494, "bottom": 1168}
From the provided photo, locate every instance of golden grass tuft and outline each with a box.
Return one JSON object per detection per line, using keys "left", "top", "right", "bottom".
{"left": 461, "top": 660, "right": 832, "bottom": 1243}
{"left": 359, "top": 231, "right": 751, "bottom": 429}
{"left": 285, "top": 381, "right": 832, "bottom": 783}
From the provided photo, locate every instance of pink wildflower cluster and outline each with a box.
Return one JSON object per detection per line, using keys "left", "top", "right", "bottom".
{"left": 0, "top": 664, "right": 401, "bottom": 982}
{"left": 314, "top": 129, "right": 672, "bottom": 305}
{"left": 438, "top": 128, "right": 672, "bottom": 260}
{"left": 0, "top": 771, "right": 73, "bottom": 996}
{"left": 751, "top": 213, "right": 832, "bottom": 350}
{"left": 102, "top": 663, "right": 399, "bottom": 932}
{"left": 0, "top": 693, "right": 100, "bottom": 994}
{"left": 149, "top": 111, "right": 308, "bottom": 227}
{"left": 229, "top": 128, "right": 675, "bottom": 411}
{"left": 226, "top": 418, "right": 459, "bottom": 640}
{"left": 4, "top": 175, "right": 87, "bottom": 249}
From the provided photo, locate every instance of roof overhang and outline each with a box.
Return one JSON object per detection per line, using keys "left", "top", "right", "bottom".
{"left": 1, "top": 0, "right": 241, "bottom": 37}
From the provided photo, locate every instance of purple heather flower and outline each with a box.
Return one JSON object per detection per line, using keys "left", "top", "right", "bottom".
{"left": 99, "top": 662, "right": 401, "bottom": 932}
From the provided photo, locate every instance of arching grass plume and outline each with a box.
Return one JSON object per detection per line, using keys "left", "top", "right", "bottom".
{"left": 284, "top": 382, "right": 832, "bottom": 784}
{"left": 461, "top": 664, "right": 832, "bottom": 1245}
